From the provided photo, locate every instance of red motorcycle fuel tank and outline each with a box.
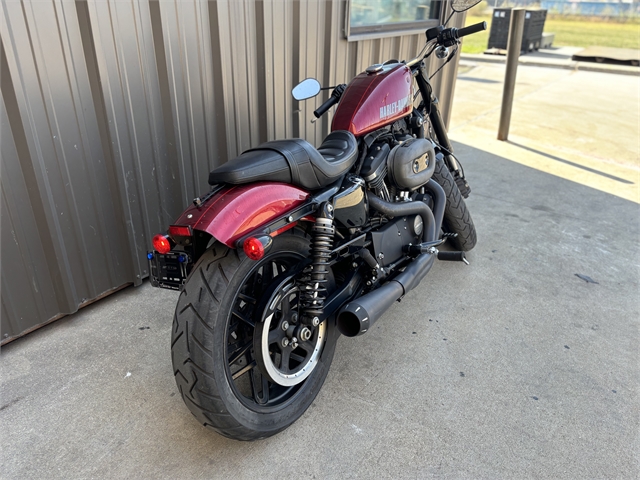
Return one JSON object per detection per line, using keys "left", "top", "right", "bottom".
{"left": 331, "top": 63, "right": 413, "bottom": 137}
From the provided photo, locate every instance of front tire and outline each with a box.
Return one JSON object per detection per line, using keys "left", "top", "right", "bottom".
{"left": 431, "top": 156, "right": 477, "bottom": 251}
{"left": 171, "top": 233, "right": 338, "bottom": 441}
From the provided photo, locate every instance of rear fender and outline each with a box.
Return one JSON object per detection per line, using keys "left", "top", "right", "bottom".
{"left": 173, "top": 183, "right": 312, "bottom": 250}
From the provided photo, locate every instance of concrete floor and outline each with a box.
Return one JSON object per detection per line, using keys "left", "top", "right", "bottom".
{"left": 2, "top": 63, "right": 639, "bottom": 478}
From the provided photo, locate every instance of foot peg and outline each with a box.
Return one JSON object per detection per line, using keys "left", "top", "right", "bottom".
{"left": 404, "top": 239, "right": 445, "bottom": 255}
{"left": 437, "top": 250, "right": 469, "bottom": 265}
{"left": 403, "top": 239, "right": 470, "bottom": 265}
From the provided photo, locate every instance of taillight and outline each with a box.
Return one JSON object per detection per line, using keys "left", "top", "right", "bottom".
{"left": 169, "top": 225, "right": 192, "bottom": 238}
{"left": 243, "top": 236, "right": 272, "bottom": 261}
{"left": 152, "top": 234, "right": 172, "bottom": 254}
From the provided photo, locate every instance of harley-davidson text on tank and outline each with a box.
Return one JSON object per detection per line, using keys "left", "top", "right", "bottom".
{"left": 379, "top": 93, "right": 412, "bottom": 120}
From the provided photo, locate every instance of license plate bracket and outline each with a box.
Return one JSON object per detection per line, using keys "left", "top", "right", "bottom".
{"left": 149, "top": 252, "right": 189, "bottom": 290}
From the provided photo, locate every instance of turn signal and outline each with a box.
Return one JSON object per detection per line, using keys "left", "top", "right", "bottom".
{"left": 152, "top": 234, "right": 172, "bottom": 254}
{"left": 243, "top": 236, "right": 272, "bottom": 261}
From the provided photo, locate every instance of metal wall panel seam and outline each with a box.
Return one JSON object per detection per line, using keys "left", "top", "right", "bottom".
{"left": 298, "top": 0, "right": 310, "bottom": 141}
{"left": 324, "top": 0, "right": 338, "bottom": 97}
{"left": 147, "top": 1, "right": 184, "bottom": 207}
{"left": 194, "top": 0, "right": 218, "bottom": 189}
{"left": 299, "top": 0, "right": 316, "bottom": 143}
{"left": 212, "top": 0, "right": 239, "bottom": 160}
{"left": 75, "top": 0, "right": 136, "bottom": 284}
{"left": 259, "top": 0, "right": 274, "bottom": 140}
{"left": 197, "top": 0, "right": 223, "bottom": 175}
{"left": 281, "top": 0, "right": 294, "bottom": 140}
{"left": 227, "top": 0, "right": 253, "bottom": 155}
{"left": 86, "top": 0, "right": 146, "bottom": 284}
{"left": 290, "top": 0, "right": 300, "bottom": 139}
{"left": 52, "top": 0, "right": 127, "bottom": 294}
{"left": 55, "top": 0, "right": 128, "bottom": 291}
{"left": 320, "top": 0, "right": 335, "bottom": 131}
{"left": 113, "top": 0, "right": 167, "bottom": 249}
{"left": 157, "top": 1, "right": 193, "bottom": 205}
{"left": 314, "top": 0, "right": 327, "bottom": 143}
{"left": 261, "top": 0, "right": 310, "bottom": 140}
{"left": 182, "top": 0, "right": 208, "bottom": 195}
{"left": 205, "top": 0, "right": 230, "bottom": 169}
{"left": 252, "top": 0, "right": 267, "bottom": 145}
{"left": 181, "top": 0, "right": 215, "bottom": 195}
{"left": 242, "top": 0, "right": 260, "bottom": 150}
{"left": 101, "top": 1, "right": 149, "bottom": 280}
{"left": 158, "top": 0, "right": 212, "bottom": 203}
{"left": 129, "top": 0, "right": 178, "bottom": 233}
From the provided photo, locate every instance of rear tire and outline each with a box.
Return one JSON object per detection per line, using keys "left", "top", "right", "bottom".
{"left": 431, "top": 156, "right": 477, "bottom": 251}
{"left": 171, "top": 233, "right": 338, "bottom": 441}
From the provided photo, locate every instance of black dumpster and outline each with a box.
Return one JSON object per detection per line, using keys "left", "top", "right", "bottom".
{"left": 488, "top": 8, "right": 547, "bottom": 52}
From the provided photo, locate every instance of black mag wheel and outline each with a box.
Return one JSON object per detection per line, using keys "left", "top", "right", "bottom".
{"left": 252, "top": 277, "right": 327, "bottom": 390}
{"left": 171, "top": 232, "right": 338, "bottom": 441}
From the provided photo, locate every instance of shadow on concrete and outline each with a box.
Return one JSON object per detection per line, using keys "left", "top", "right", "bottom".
{"left": 457, "top": 76, "right": 501, "bottom": 84}
{"left": 507, "top": 140, "right": 635, "bottom": 185}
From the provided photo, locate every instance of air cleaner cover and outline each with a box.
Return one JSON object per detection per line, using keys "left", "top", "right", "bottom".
{"left": 387, "top": 138, "right": 436, "bottom": 191}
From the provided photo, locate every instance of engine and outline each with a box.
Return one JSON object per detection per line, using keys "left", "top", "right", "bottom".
{"left": 360, "top": 142, "right": 391, "bottom": 201}
{"left": 361, "top": 133, "right": 436, "bottom": 200}
{"left": 358, "top": 130, "right": 438, "bottom": 269}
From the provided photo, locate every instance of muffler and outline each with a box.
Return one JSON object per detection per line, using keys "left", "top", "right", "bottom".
{"left": 338, "top": 187, "right": 444, "bottom": 337}
{"left": 337, "top": 251, "right": 435, "bottom": 337}
{"left": 337, "top": 281, "right": 404, "bottom": 337}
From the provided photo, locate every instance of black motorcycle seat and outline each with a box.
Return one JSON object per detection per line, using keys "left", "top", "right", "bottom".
{"left": 208, "top": 130, "right": 358, "bottom": 191}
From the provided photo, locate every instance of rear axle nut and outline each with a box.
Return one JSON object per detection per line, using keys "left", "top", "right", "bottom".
{"left": 299, "top": 327, "right": 312, "bottom": 342}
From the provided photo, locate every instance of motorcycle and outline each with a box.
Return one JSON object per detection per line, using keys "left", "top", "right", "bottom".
{"left": 149, "top": 0, "right": 485, "bottom": 440}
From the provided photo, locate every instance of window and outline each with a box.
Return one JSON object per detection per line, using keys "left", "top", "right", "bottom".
{"left": 346, "top": 0, "right": 441, "bottom": 40}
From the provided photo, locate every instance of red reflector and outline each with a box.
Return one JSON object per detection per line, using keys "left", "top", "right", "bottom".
{"left": 169, "top": 225, "right": 191, "bottom": 237}
{"left": 152, "top": 234, "right": 172, "bottom": 254}
{"left": 243, "top": 237, "right": 265, "bottom": 261}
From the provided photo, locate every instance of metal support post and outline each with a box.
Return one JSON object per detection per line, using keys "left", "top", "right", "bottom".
{"left": 498, "top": 8, "right": 526, "bottom": 141}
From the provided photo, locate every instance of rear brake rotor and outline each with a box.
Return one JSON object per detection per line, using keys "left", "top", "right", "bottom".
{"left": 254, "top": 276, "right": 325, "bottom": 387}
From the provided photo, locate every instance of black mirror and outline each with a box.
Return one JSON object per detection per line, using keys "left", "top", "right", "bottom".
{"left": 292, "top": 78, "right": 321, "bottom": 101}
{"left": 451, "top": 0, "right": 482, "bottom": 13}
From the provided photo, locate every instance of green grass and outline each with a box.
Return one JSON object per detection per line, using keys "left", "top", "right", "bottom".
{"left": 461, "top": 14, "right": 640, "bottom": 54}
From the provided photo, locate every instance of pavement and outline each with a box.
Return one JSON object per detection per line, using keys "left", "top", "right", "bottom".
{"left": 1, "top": 60, "right": 639, "bottom": 478}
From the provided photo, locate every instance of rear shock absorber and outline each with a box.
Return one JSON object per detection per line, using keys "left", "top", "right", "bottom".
{"left": 300, "top": 202, "right": 334, "bottom": 326}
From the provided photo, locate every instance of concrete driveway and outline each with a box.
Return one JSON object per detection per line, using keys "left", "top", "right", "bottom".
{"left": 1, "top": 63, "right": 638, "bottom": 479}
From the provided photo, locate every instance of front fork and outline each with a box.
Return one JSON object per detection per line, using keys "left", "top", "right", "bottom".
{"left": 414, "top": 62, "right": 471, "bottom": 196}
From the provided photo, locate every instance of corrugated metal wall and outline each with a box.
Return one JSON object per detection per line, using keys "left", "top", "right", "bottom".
{"left": 1, "top": 0, "right": 464, "bottom": 343}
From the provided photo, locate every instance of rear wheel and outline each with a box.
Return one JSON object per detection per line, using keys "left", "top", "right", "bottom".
{"left": 432, "top": 156, "right": 477, "bottom": 251}
{"left": 171, "top": 233, "right": 337, "bottom": 441}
